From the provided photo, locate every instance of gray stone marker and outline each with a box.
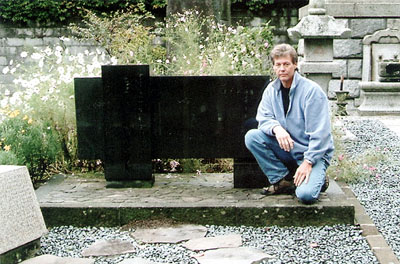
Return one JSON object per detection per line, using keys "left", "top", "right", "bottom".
{"left": 81, "top": 239, "right": 135, "bottom": 257}
{"left": 0, "top": 166, "right": 47, "bottom": 263}
{"left": 131, "top": 224, "right": 207, "bottom": 244}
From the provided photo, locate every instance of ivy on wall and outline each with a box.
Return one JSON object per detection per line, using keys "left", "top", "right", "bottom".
{"left": 0, "top": 0, "right": 167, "bottom": 25}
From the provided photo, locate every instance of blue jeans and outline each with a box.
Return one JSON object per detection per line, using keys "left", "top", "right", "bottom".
{"left": 245, "top": 129, "right": 328, "bottom": 204}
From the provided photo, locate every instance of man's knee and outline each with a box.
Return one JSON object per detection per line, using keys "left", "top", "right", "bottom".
{"left": 295, "top": 187, "right": 318, "bottom": 204}
{"left": 244, "top": 129, "right": 263, "bottom": 149}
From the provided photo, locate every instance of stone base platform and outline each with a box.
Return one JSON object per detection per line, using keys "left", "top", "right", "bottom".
{"left": 36, "top": 173, "right": 354, "bottom": 227}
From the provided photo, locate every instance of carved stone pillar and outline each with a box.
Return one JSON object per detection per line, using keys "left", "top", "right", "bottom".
{"left": 288, "top": 0, "right": 351, "bottom": 94}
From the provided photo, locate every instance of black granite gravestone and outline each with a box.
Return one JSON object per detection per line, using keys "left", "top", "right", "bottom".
{"left": 75, "top": 65, "right": 269, "bottom": 188}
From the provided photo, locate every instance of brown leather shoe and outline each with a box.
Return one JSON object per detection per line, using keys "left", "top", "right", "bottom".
{"left": 321, "top": 176, "right": 329, "bottom": 192}
{"left": 260, "top": 179, "right": 295, "bottom": 195}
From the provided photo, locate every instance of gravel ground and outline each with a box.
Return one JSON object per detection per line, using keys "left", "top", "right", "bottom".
{"left": 39, "top": 224, "right": 377, "bottom": 263}
{"left": 344, "top": 119, "right": 400, "bottom": 261}
{"left": 36, "top": 118, "right": 400, "bottom": 263}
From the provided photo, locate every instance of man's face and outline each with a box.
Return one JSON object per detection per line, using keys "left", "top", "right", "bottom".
{"left": 273, "top": 55, "right": 297, "bottom": 87}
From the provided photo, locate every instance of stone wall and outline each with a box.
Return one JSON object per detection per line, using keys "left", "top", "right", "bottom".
{"left": 231, "top": 1, "right": 307, "bottom": 44}
{"left": 0, "top": 23, "right": 96, "bottom": 92}
{"left": 299, "top": 1, "right": 400, "bottom": 113}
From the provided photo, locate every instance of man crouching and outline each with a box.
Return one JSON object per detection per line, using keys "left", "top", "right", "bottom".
{"left": 245, "top": 43, "right": 334, "bottom": 204}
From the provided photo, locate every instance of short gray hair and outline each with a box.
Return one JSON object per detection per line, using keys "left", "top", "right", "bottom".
{"left": 270, "top": 44, "right": 298, "bottom": 64}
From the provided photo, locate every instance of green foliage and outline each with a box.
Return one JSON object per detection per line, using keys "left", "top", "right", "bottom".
{"left": 162, "top": 10, "right": 274, "bottom": 76}
{"left": 72, "top": 7, "right": 274, "bottom": 76}
{"left": 0, "top": 111, "right": 62, "bottom": 183}
{"left": 1, "top": 43, "right": 113, "bottom": 178}
{"left": 232, "top": 0, "right": 275, "bottom": 11}
{"left": 0, "top": 150, "right": 20, "bottom": 166}
{"left": 69, "top": 3, "right": 166, "bottom": 74}
{"left": 0, "top": 0, "right": 167, "bottom": 25}
{"left": 327, "top": 118, "right": 386, "bottom": 183}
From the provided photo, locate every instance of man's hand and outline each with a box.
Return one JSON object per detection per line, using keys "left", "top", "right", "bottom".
{"left": 294, "top": 160, "right": 312, "bottom": 186}
{"left": 273, "top": 126, "right": 294, "bottom": 152}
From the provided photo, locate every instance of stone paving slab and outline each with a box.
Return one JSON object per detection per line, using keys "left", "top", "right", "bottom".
{"left": 36, "top": 173, "right": 354, "bottom": 227}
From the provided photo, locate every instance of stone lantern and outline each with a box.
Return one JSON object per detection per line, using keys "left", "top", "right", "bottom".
{"left": 287, "top": 0, "right": 351, "bottom": 95}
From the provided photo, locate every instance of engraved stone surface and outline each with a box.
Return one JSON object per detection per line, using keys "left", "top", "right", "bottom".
{"left": 0, "top": 166, "right": 47, "bottom": 255}
{"left": 194, "top": 247, "right": 273, "bottom": 264}
{"left": 131, "top": 225, "right": 207, "bottom": 244}
{"left": 182, "top": 234, "right": 242, "bottom": 251}
{"left": 81, "top": 239, "right": 135, "bottom": 257}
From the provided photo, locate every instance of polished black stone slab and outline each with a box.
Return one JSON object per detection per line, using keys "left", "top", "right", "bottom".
{"left": 75, "top": 65, "right": 269, "bottom": 187}
{"left": 74, "top": 77, "right": 104, "bottom": 160}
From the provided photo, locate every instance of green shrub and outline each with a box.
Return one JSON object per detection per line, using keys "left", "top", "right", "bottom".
{"left": 0, "top": 0, "right": 167, "bottom": 25}
{"left": 1, "top": 43, "right": 113, "bottom": 176}
{"left": 0, "top": 111, "right": 62, "bottom": 183}
{"left": 327, "top": 118, "right": 386, "bottom": 183}
{"left": 162, "top": 10, "right": 274, "bottom": 76}
{"left": 0, "top": 150, "right": 21, "bottom": 165}
{"left": 69, "top": 3, "right": 166, "bottom": 73}
{"left": 72, "top": 7, "right": 275, "bottom": 76}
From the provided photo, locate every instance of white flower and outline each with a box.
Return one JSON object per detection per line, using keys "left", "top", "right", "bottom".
{"left": 44, "top": 47, "right": 52, "bottom": 56}
{"left": 56, "top": 57, "right": 62, "bottom": 64}
{"left": 111, "top": 57, "right": 118, "bottom": 65}
{"left": 156, "top": 59, "right": 162, "bottom": 63}
{"left": 9, "top": 60, "right": 13, "bottom": 65}
{"left": 4, "top": 89, "right": 10, "bottom": 96}
{"left": 1, "top": 98, "right": 8, "bottom": 108}
{"left": 57, "top": 66, "right": 64, "bottom": 75}
{"left": 166, "top": 59, "right": 170, "bottom": 64}
{"left": 31, "top": 53, "right": 42, "bottom": 60}
{"left": 172, "top": 57, "right": 177, "bottom": 62}
{"left": 2, "top": 66, "right": 9, "bottom": 74}
{"left": 84, "top": 50, "right": 89, "bottom": 55}
{"left": 55, "top": 46, "right": 63, "bottom": 52}
{"left": 38, "top": 59, "right": 44, "bottom": 68}
{"left": 10, "top": 68, "right": 16, "bottom": 74}
{"left": 41, "top": 95, "right": 49, "bottom": 102}
{"left": 129, "top": 51, "right": 134, "bottom": 57}
{"left": 220, "top": 52, "right": 225, "bottom": 58}
{"left": 187, "top": 60, "right": 190, "bottom": 65}
{"left": 60, "top": 36, "right": 70, "bottom": 42}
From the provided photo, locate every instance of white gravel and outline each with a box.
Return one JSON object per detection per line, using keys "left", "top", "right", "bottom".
{"left": 36, "top": 118, "right": 400, "bottom": 263}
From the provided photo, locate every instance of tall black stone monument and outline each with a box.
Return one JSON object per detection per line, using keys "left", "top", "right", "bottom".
{"left": 75, "top": 65, "right": 269, "bottom": 188}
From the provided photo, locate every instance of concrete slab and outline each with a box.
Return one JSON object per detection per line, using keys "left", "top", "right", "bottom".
{"left": 81, "top": 239, "right": 135, "bottom": 257}
{"left": 182, "top": 235, "right": 242, "bottom": 251}
{"left": 194, "top": 247, "right": 273, "bottom": 264}
{"left": 36, "top": 173, "right": 354, "bottom": 227}
{"left": 131, "top": 225, "right": 207, "bottom": 244}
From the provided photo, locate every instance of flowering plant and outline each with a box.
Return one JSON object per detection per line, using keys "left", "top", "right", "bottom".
{"left": 327, "top": 119, "right": 385, "bottom": 183}
{"left": 0, "top": 110, "right": 61, "bottom": 184}
{"left": 162, "top": 10, "right": 274, "bottom": 76}
{"left": 0, "top": 43, "right": 115, "bottom": 179}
